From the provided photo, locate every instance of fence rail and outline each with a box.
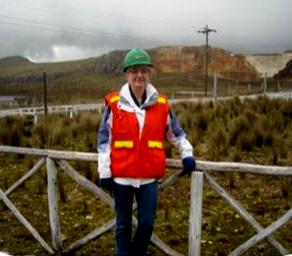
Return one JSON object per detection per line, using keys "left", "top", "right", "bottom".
{"left": 0, "top": 103, "right": 103, "bottom": 118}
{"left": 0, "top": 145, "right": 291, "bottom": 256}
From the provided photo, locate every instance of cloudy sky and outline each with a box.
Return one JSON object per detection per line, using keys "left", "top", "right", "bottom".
{"left": 0, "top": 0, "right": 291, "bottom": 62}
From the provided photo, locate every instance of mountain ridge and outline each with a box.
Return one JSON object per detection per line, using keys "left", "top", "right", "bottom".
{"left": 1, "top": 46, "right": 291, "bottom": 80}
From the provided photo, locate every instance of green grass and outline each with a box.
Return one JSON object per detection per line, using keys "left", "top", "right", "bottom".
{"left": 0, "top": 97, "right": 292, "bottom": 255}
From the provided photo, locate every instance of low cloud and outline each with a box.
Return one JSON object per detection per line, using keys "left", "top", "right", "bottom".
{"left": 0, "top": 0, "right": 291, "bottom": 62}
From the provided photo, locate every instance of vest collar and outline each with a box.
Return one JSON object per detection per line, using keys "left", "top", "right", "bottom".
{"left": 118, "top": 83, "right": 159, "bottom": 112}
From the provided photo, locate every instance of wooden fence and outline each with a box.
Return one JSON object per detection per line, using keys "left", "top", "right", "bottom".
{"left": 0, "top": 145, "right": 291, "bottom": 256}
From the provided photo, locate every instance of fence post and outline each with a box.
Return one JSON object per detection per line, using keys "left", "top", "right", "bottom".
{"left": 43, "top": 72, "right": 48, "bottom": 116}
{"left": 213, "top": 71, "right": 218, "bottom": 104}
{"left": 263, "top": 72, "right": 267, "bottom": 94}
{"left": 248, "top": 83, "right": 251, "bottom": 94}
{"left": 188, "top": 171, "right": 204, "bottom": 256}
{"left": 34, "top": 112, "right": 38, "bottom": 124}
{"left": 47, "top": 157, "right": 63, "bottom": 252}
{"left": 69, "top": 109, "right": 74, "bottom": 119}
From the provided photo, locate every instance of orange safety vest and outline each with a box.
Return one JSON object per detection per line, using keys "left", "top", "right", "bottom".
{"left": 105, "top": 92, "right": 169, "bottom": 178}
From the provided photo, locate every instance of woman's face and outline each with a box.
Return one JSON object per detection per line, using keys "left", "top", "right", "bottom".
{"left": 126, "top": 65, "right": 151, "bottom": 90}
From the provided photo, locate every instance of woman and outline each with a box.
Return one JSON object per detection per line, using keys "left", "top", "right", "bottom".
{"left": 97, "top": 48, "right": 196, "bottom": 256}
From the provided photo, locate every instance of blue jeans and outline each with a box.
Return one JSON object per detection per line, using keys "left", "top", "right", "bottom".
{"left": 114, "top": 180, "right": 158, "bottom": 256}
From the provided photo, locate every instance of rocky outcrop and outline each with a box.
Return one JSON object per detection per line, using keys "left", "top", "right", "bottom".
{"left": 93, "top": 46, "right": 259, "bottom": 80}
{"left": 94, "top": 50, "right": 125, "bottom": 74}
{"left": 274, "top": 58, "right": 292, "bottom": 79}
{"left": 150, "top": 46, "right": 258, "bottom": 80}
{"left": 246, "top": 52, "right": 292, "bottom": 77}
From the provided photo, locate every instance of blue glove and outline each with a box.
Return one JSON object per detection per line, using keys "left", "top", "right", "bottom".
{"left": 99, "top": 178, "right": 114, "bottom": 194}
{"left": 180, "top": 157, "right": 196, "bottom": 176}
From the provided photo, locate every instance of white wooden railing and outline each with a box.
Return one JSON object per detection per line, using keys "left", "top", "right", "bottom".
{"left": 1, "top": 91, "right": 291, "bottom": 119}
{"left": 0, "top": 145, "right": 291, "bottom": 256}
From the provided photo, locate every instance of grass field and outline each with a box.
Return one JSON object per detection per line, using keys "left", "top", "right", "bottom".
{"left": 0, "top": 95, "right": 291, "bottom": 255}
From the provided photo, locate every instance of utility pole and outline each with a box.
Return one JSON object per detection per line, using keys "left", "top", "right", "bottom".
{"left": 43, "top": 72, "right": 48, "bottom": 116}
{"left": 198, "top": 24, "right": 216, "bottom": 96}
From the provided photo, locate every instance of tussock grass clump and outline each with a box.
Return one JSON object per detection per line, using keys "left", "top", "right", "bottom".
{"left": 207, "top": 119, "right": 228, "bottom": 160}
{"left": 228, "top": 115, "right": 251, "bottom": 146}
{"left": 0, "top": 116, "right": 29, "bottom": 146}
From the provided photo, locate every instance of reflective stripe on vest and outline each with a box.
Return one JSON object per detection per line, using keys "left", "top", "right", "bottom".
{"left": 110, "top": 95, "right": 120, "bottom": 103}
{"left": 109, "top": 94, "right": 165, "bottom": 104}
{"left": 114, "top": 140, "right": 134, "bottom": 148}
{"left": 148, "top": 140, "right": 163, "bottom": 149}
{"left": 157, "top": 96, "right": 166, "bottom": 104}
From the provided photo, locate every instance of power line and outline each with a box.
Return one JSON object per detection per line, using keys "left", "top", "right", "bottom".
{"left": 0, "top": 15, "right": 169, "bottom": 46}
{"left": 3, "top": 0, "right": 196, "bottom": 33}
{"left": 198, "top": 24, "right": 217, "bottom": 96}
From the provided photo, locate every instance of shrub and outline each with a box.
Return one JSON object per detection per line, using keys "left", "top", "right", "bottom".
{"left": 281, "top": 100, "right": 292, "bottom": 119}
{"left": 237, "top": 132, "right": 254, "bottom": 151}
{"left": 264, "top": 131, "right": 274, "bottom": 146}
{"left": 30, "top": 118, "right": 48, "bottom": 148}
{"left": 244, "top": 109, "right": 257, "bottom": 123}
{"left": 0, "top": 116, "right": 25, "bottom": 146}
{"left": 207, "top": 119, "right": 227, "bottom": 160}
{"left": 229, "top": 97, "right": 242, "bottom": 117}
{"left": 228, "top": 115, "right": 250, "bottom": 146}
{"left": 195, "top": 109, "right": 212, "bottom": 132}
{"left": 254, "top": 129, "right": 265, "bottom": 148}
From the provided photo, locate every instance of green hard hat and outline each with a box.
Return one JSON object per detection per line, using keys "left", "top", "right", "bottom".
{"left": 123, "top": 48, "right": 153, "bottom": 72}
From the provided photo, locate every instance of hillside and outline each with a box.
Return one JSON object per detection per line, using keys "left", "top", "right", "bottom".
{"left": 0, "top": 46, "right": 259, "bottom": 83}
{"left": 93, "top": 46, "right": 259, "bottom": 80}
{"left": 1, "top": 46, "right": 292, "bottom": 84}
{"left": 0, "top": 56, "right": 31, "bottom": 66}
{"left": 246, "top": 51, "right": 292, "bottom": 77}
{"left": 0, "top": 56, "right": 97, "bottom": 77}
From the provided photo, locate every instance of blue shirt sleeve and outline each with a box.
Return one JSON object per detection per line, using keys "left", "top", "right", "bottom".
{"left": 97, "top": 106, "right": 111, "bottom": 152}
{"left": 169, "top": 109, "right": 186, "bottom": 138}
